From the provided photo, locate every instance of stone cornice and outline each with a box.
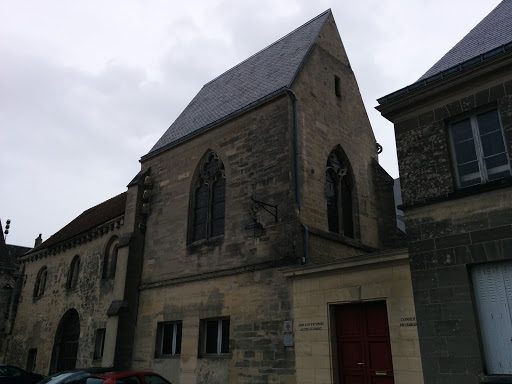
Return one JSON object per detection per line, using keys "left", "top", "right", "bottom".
{"left": 20, "top": 216, "right": 124, "bottom": 263}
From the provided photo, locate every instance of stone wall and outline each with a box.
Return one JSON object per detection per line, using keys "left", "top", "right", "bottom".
{"left": 390, "top": 73, "right": 512, "bottom": 383}
{"left": 286, "top": 251, "right": 423, "bottom": 384}
{"left": 132, "top": 14, "right": 402, "bottom": 383}
{"left": 134, "top": 269, "right": 295, "bottom": 384}
{"left": 6, "top": 224, "right": 123, "bottom": 374}
{"left": 293, "top": 14, "right": 396, "bottom": 250}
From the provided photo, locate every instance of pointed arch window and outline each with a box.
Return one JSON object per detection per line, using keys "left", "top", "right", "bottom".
{"left": 326, "top": 148, "right": 354, "bottom": 238}
{"left": 103, "top": 236, "right": 119, "bottom": 279}
{"left": 66, "top": 255, "right": 80, "bottom": 290}
{"left": 189, "top": 151, "right": 226, "bottom": 243}
{"left": 34, "top": 266, "right": 48, "bottom": 298}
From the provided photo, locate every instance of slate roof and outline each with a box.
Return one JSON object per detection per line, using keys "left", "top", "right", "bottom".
{"left": 27, "top": 192, "right": 126, "bottom": 255}
{"left": 377, "top": 0, "right": 512, "bottom": 105}
{"left": 420, "top": 0, "right": 512, "bottom": 80}
{"left": 146, "top": 10, "right": 331, "bottom": 158}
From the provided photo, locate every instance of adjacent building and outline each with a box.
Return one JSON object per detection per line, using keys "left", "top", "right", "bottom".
{"left": 377, "top": 1, "right": 512, "bottom": 383}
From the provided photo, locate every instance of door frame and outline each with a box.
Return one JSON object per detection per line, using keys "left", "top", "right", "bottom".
{"left": 329, "top": 301, "right": 394, "bottom": 384}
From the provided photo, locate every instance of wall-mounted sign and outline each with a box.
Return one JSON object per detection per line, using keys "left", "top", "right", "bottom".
{"left": 283, "top": 320, "right": 293, "bottom": 333}
{"left": 298, "top": 322, "right": 324, "bottom": 331}
{"left": 284, "top": 333, "right": 294, "bottom": 347}
{"left": 400, "top": 317, "right": 416, "bottom": 327}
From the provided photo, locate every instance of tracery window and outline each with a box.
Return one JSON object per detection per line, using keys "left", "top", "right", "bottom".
{"left": 33, "top": 266, "right": 47, "bottom": 298}
{"left": 326, "top": 147, "right": 354, "bottom": 238}
{"left": 189, "top": 151, "right": 226, "bottom": 243}
{"left": 66, "top": 255, "right": 80, "bottom": 290}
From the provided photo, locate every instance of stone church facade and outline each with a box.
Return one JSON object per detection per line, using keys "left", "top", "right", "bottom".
{"left": 3, "top": 9, "right": 427, "bottom": 384}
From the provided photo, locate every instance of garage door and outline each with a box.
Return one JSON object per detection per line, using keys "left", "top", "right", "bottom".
{"left": 472, "top": 261, "right": 512, "bottom": 375}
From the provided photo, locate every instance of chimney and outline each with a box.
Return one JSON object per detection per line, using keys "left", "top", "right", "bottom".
{"left": 34, "top": 234, "right": 42, "bottom": 248}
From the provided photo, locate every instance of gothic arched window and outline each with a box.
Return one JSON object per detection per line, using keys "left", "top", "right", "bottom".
{"left": 189, "top": 151, "right": 226, "bottom": 243}
{"left": 66, "top": 256, "right": 80, "bottom": 290}
{"left": 34, "top": 266, "right": 48, "bottom": 298}
{"left": 326, "top": 147, "right": 354, "bottom": 238}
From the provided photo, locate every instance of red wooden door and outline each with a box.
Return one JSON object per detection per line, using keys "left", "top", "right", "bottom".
{"left": 335, "top": 302, "right": 394, "bottom": 384}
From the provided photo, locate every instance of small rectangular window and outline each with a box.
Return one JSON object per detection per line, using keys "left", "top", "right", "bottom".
{"left": 335, "top": 75, "right": 341, "bottom": 97}
{"left": 156, "top": 322, "right": 182, "bottom": 356}
{"left": 450, "top": 109, "right": 510, "bottom": 188}
{"left": 201, "top": 318, "right": 230, "bottom": 356}
{"left": 26, "top": 348, "right": 37, "bottom": 372}
{"left": 94, "top": 328, "right": 106, "bottom": 360}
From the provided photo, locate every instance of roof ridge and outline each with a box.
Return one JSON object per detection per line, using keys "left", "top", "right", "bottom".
{"left": 204, "top": 9, "right": 331, "bottom": 87}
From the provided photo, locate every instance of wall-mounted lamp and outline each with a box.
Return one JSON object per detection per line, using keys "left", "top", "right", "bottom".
{"left": 3, "top": 283, "right": 13, "bottom": 290}
{"left": 244, "top": 197, "right": 278, "bottom": 238}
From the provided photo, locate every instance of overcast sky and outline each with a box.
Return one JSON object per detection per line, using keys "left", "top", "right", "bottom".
{"left": 0, "top": 0, "right": 503, "bottom": 247}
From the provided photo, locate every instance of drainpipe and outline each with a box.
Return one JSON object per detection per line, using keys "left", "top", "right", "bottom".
{"left": 284, "top": 88, "right": 310, "bottom": 265}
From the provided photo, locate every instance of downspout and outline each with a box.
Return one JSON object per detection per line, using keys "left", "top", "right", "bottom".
{"left": 284, "top": 88, "right": 310, "bottom": 265}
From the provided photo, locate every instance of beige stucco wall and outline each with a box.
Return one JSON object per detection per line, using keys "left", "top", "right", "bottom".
{"left": 286, "top": 251, "right": 423, "bottom": 384}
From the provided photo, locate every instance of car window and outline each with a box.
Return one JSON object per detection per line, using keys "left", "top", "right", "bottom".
{"left": 64, "top": 372, "right": 95, "bottom": 384}
{"left": 38, "top": 372, "right": 77, "bottom": 384}
{"left": 0, "top": 365, "right": 25, "bottom": 377}
{"left": 144, "top": 375, "right": 171, "bottom": 384}
{"left": 116, "top": 376, "right": 142, "bottom": 384}
{"left": 83, "top": 378, "right": 106, "bottom": 384}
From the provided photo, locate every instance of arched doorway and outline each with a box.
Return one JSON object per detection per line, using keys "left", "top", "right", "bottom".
{"left": 50, "top": 309, "right": 80, "bottom": 373}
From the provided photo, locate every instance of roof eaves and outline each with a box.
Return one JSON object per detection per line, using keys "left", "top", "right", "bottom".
{"left": 22, "top": 213, "right": 125, "bottom": 259}
{"left": 377, "top": 42, "right": 512, "bottom": 105}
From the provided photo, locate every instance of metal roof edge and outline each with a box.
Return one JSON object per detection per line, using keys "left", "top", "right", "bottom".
{"left": 377, "top": 42, "right": 512, "bottom": 106}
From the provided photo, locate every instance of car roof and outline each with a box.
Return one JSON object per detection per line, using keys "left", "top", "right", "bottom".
{"left": 92, "top": 372, "right": 160, "bottom": 379}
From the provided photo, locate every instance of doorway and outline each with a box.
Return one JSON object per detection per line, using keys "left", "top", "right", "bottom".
{"left": 334, "top": 301, "right": 394, "bottom": 383}
{"left": 50, "top": 309, "right": 80, "bottom": 374}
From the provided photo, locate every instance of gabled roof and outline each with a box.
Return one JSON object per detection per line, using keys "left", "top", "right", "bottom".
{"left": 145, "top": 10, "right": 331, "bottom": 158}
{"left": 419, "top": 0, "right": 512, "bottom": 80}
{"left": 27, "top": 192, "right": 126, "bottom": 255}
{"left": 377, "top": 0, "right": 512, "bottom": 105}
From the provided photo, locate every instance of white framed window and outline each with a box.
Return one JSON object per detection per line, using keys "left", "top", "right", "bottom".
{"left": 450, "top": 109, "right": 510, "bottom": 188}
{"left": 156, "top": 322, "right": 182, "bottom": 356}
{"left": 201, "top": 318, "right": 230, "bottom": 356}
{"left": 94, "top": 328, "right": 106, "bottom": 360}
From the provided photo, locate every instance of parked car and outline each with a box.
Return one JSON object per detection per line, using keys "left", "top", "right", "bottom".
{"left": 0, "top": 363, "right": 45, "bottom": 384}
{"left": 81, "top": 371, "right": 172, "bottom": 384}
{"left": 37, "top": 368, "right": 116, "bottom": 384}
